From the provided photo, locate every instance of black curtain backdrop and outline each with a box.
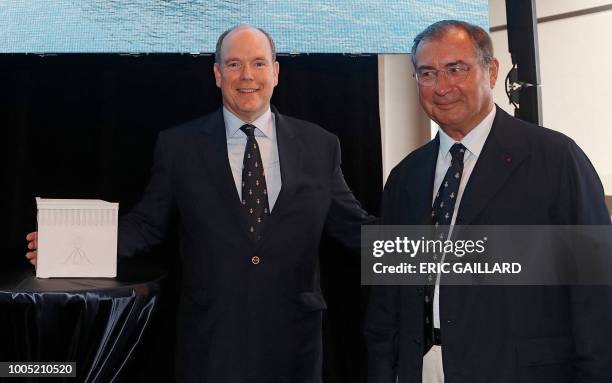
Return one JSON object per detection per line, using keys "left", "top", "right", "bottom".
{"left": 0, "top": 54, "right": 382, "bottom": 382}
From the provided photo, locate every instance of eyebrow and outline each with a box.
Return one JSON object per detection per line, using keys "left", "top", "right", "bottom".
{"left": 223, "top": 56, "right": 269, "bottom": 64}
{"left": 417, "top": 60, "right": 469, "bottom": 71}
{"left": 444, "top": 60, "right": 468, "bottom": 67}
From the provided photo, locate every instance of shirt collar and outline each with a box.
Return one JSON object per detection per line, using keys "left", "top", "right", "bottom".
{"left": 438, "top": 106, "right": 496, "bottom": 160}
{"left": 223, "top": 106, "right": 274, "bottom": 139}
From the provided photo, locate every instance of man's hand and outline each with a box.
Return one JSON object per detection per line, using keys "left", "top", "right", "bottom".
{"left": 25, "top": 232, "right": 38, "bottom": 266}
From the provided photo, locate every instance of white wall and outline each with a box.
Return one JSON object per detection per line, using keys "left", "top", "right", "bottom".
{"left": 489, "top": 0, "right": 612, "bottom": 195}
{"left": 378, "top": 55, "right": 431, "bottom": 183}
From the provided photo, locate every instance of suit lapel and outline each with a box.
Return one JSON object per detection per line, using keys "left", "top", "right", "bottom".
{"left": 257, "top": 107, "right": 304, "bottom": 244}
{"left": 405, "top": 137, "right": 439, "bottom": 225}
{"left": 195, "top": 109, "right": 253, "bottom": 240}
{"left": 408, "top": 138, "right": 438, "bottom": 286}
{"left": 457, "top": 107, "right": 529, "bottom": 225}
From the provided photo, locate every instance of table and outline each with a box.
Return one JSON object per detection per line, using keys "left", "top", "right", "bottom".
{"left": 0, "top": 258, "right": 164, "bottom": 382}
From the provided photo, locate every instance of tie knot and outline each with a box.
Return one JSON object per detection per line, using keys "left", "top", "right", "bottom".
{"left": 240, "top": 124, "right": 256, "bottom": 137}
{"left": 449, "top": 143, "right": 466, "bottom": 166}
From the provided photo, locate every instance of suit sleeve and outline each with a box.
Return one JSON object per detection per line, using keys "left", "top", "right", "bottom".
{"left": 364, "top": 168, "right": 401, "bottom": 383}
{"left": 118, "top": 131, "right": 175, "bottom": 257}
{"left": 557, "top": 140, "right": 612, "bottom": 382}
{"left": 323, "top": 137, "right": 378, "bottom": 251}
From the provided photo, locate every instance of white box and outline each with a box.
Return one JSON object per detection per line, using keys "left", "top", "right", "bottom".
{"left": 36, "top": 197, "right": 119, "bottom": 278}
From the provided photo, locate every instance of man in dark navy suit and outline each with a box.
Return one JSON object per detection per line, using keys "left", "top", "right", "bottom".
{"left": 27, "top": 25, "right": 374, "bottom": 383}
{"left": 365, "top": 20, "right": 611, "bottom": 383}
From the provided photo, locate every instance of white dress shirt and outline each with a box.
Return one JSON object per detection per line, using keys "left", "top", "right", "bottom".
{"left": 223, "top": 107, "right": 282, "bottom": 210}
{"left": 432, "top": 107, "right": 496, "bottom": 329}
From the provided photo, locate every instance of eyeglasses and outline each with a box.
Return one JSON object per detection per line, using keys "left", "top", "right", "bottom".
{"left": 413, "top": 64, "right": 471, "bottom": 86}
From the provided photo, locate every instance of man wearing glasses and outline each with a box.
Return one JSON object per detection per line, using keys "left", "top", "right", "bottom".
{"left": 365, "top": 20, "right": 611, "bottom": 383}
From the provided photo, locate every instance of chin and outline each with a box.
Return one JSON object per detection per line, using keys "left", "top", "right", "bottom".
{"left": 436, "top": 110, "right": 465, "bottom": 123}
{"left": 237, "top": 104, "right": 258, "bottom": 113}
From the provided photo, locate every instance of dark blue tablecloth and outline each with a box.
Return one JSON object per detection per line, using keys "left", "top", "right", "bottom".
{"left": 0, "top": 259, "right": 164, "bottom": 383}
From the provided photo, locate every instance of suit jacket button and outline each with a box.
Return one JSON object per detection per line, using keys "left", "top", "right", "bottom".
{"left": 251, "top": 256, "right": 260, "bottom": 265}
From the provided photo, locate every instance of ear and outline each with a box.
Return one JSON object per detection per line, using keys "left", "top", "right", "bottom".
{"left": 213, "top": 63, "right": 222, "bottom": 89}
{"left": 273, "top": 61, "right": 279, "bottom": 87}
{"left": 488, "top": 57, "right": 500, "bottom": 89}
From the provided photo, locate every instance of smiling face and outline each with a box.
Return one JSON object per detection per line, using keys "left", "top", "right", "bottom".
{"left": 213, "top": 27, "right": 279, "bottom": 123}
{"left": 414, "top": 27, "right": 499, "bottom": 139}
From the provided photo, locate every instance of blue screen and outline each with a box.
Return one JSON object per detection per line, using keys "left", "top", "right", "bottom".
{"left": 0, "top": 0, "right": 488, "bottom": 53}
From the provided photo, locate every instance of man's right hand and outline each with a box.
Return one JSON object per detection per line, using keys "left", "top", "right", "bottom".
{"left": 25, "top": 232, "right": 38, "bottom": 266}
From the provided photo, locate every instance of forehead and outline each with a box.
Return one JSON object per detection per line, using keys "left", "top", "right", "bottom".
{"left": 414, "top": 29, "right": 478, "bottom": 67}
{"left": 220, "top": 28, "right": 272, "bottom": 60}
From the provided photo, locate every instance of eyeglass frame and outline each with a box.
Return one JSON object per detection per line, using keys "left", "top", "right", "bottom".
{"left": 412, "top": 62, "right": 474, "bottom": 87}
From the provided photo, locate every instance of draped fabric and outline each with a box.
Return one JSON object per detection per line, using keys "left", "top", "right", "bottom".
{"left": 0, "top": 261, "right": 163, "bottom": 382}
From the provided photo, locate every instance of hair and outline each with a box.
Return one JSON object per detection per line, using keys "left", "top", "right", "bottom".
{"left": 411, "top": 20, "right": 494, "bottom": 67}
{"left": 215, "top": 25, "right": 277, "bottom": 64}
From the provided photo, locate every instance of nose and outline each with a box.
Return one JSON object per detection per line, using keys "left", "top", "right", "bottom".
{"left": 433, "top": 71, "right": 452, "bottom": 96}
{"left": 240, "top": 64, "right": 254, "bottom": 80}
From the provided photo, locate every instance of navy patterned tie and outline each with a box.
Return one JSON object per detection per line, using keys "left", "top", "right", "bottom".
{"left": 424, "top": 142, "right": 466, "bottom": 354}
{"left": 240, "top": 124, "right": 270, "bottom": 241}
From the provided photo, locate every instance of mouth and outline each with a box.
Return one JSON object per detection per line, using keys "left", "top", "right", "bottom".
{"left": 434, "top": 100, "right": 459, "bottom": 110}
{"left": 237, "top": 88, "right": 259, "bottom": 94}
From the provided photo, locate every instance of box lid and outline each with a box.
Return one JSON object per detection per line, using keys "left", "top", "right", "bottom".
{"left": 36, "top": 197, "right": 119, "bottom": 210}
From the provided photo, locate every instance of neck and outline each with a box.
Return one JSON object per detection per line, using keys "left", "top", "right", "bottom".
{"left": 441, "top": 127, "right": 470, "bottom": 141}
{"left": 224, "top": 105, "right": 270, "bottom": 124}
